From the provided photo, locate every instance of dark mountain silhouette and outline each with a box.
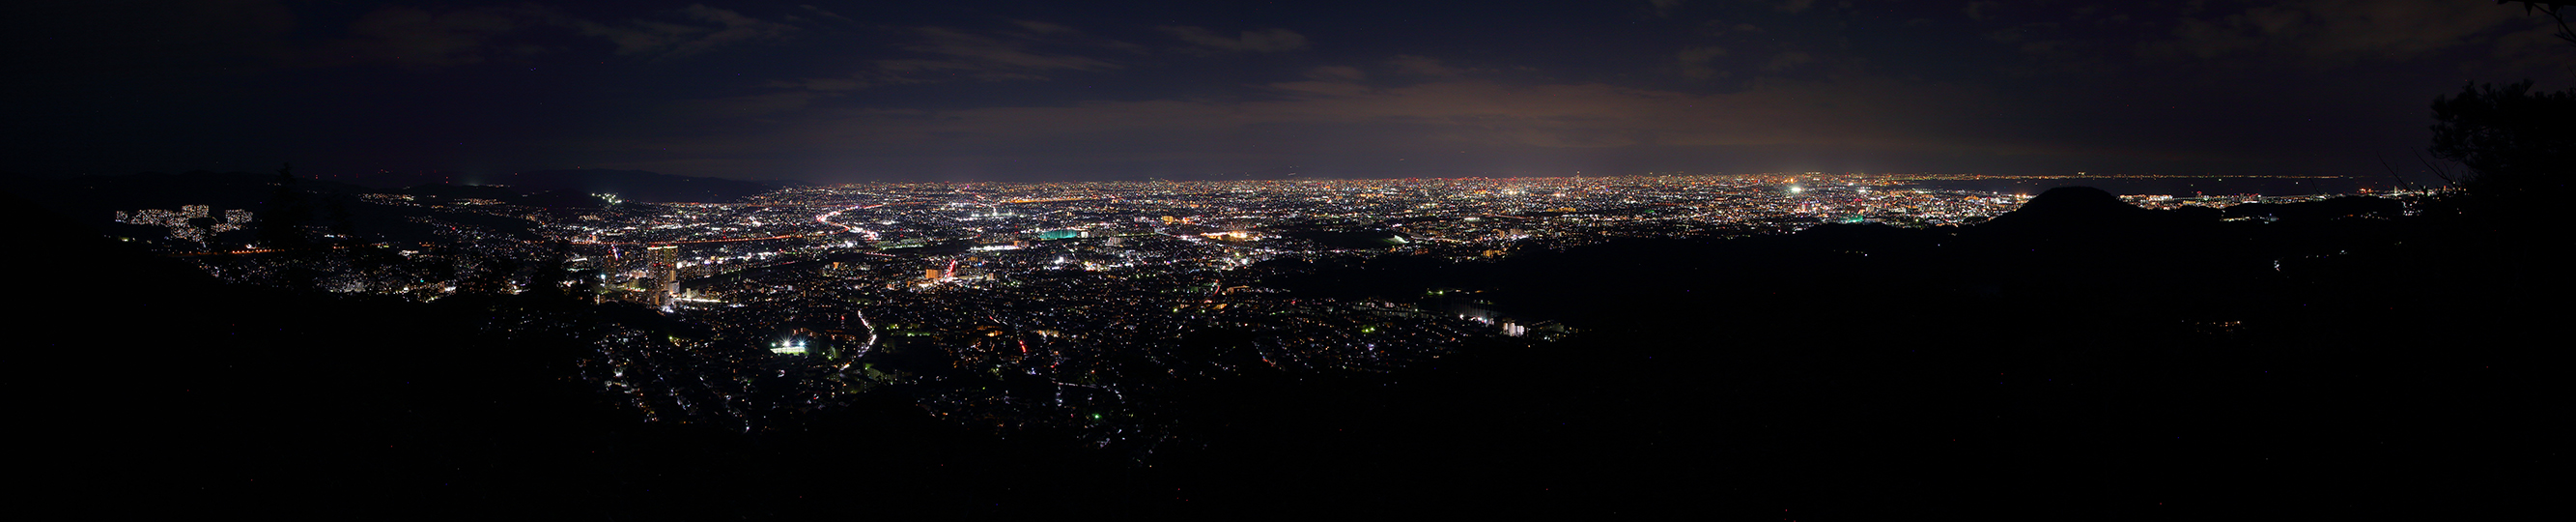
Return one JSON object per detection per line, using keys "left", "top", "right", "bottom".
{"left": 1990, "top": 185, "right": 2136, "bottom": 219}
{"left": 9, "top": 170, "right": 370, "bottom": 218}
{"left": 484, "top": 169, "right": 771, "bottom": 203}
{"left": 395, "top": 183, "right": 607, "bottom": 209}
{"left": 3, "top": 170, "right": 557, "bottom": 247}
{"left": 514, "top": 189, "right": 611, "bottom": 208}
{"left": 395, "top": 183, "right": 521, "bottom": 200}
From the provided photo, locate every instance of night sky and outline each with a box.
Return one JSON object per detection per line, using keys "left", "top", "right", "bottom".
{"left": 13, "top": 1, "right": 2568, "bottom": 184}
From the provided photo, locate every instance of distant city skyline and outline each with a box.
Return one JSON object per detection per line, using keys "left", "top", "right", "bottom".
{"left": 13, "top": 1, "right": 2568, "bottom": 184}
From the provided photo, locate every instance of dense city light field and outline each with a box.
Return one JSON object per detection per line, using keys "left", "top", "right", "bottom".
{"left": 119, "top": 173, "right": 2400, "bottom": 450}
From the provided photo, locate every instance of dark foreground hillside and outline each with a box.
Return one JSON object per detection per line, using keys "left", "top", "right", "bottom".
{"left": 1232, "top": 188, "right": 2558, "bottom": 518}
{"left": 15, "top": 188, "right": 2559, "bottom": 520}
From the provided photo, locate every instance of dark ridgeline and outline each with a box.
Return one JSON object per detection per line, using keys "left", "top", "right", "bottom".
{"left": 345, "top": 169, "right": 776, "bottom": 204}
{"left": 9, "top": 166, "right": 562, "bottom": 249}
{"left": 487, "top": 169, "right": 778, "bottom": 203}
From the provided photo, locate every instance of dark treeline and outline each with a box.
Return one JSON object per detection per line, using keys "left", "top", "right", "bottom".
{"left": 16, "top": 179, "right": 2557, "bottom": 519}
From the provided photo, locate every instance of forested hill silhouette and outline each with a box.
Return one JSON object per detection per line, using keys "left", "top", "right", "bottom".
{"left": 308, "top": 168, "right": 775, "bottom": 203}
{"left": 1977, "top": 186, "right": 2154, "bottom": 227}
{"left": 486, "top": 169, "right": 772, "bottom": 203}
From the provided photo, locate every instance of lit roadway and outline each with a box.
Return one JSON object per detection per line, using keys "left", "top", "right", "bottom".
{"left": 569, "top": 234, "right": 814, "bottom": 246}
{"left": 815, "top": 203, "right": 885, "bottom": 241}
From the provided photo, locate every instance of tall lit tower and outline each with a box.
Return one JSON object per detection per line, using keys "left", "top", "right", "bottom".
{"left": 646, "top": 244, "right": 679, "bottom": 309}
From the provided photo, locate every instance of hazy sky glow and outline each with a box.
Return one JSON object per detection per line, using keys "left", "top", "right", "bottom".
{"left": 13, "top": 1, "right": 2569, "bottom": 183}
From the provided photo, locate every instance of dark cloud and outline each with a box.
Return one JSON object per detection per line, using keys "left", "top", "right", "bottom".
{"left": 760, "top": 22, "right": 1134, "bottom": 99}
{"left": 1387, "top": 55, "right": 1475, "bottom": 77}
{"left": 796, "top": 4, "right": 856, "bottom": 25}
{"left": 769, "top": 77, "right": 868, "bottom": 92}
{"left": 1306, "top": 66, "right": 1368, "bottom": 82}
{"left": 877, "top": 26, "right": 1120, "bottom": 80}
{"left": 1964, "top": 1, "right": 2000, "bottom": 22}
{"left": 1677, "top": 46, "right": 1730, "bottom": 78}
{"left": 1159, "top": 26, "right": 1311, "bottom": 54}
{"left": 1011, "top": 20, "right": 1077, "bottom": 34}
{"left": 581, "top": 4, "right": 798, "bottom": 59}
{"left": 1760, "top": 50, "right": 1813, "bottom": 72}
{"left": 2142, "top": 0, "right": 2535, "bottom": 66}
{"left": 315, "top": 5, "right": 545, "bottom": 67}
{"left": 1649, "top": 0, "right": 1684, "bottom": 18}
{"left": 295, "top": 3, "right": 796, "bottom": 67}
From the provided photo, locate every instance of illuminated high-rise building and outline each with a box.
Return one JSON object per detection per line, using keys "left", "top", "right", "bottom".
{"left": 646, "top": 244, "right": 679, "bottom": 309}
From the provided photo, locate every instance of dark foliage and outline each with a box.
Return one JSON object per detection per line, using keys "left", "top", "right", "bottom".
{"left": 2429, "top": 80, "right": 2575, "bottom": 207}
